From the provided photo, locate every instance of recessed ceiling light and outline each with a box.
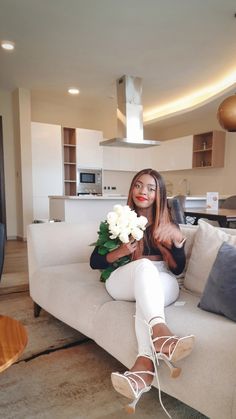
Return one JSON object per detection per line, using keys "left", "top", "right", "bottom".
{"left": 1, "top": 40, "right": 15, "bottom": 50}
{"left": 68, "top": 88, "right": 80, "bottom": 95}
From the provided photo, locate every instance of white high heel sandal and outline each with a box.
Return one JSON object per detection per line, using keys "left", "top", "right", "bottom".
{"left": 151, "top": 334, "right": 195, "bottom": 378}
{"left": 111, "top": 369, "right": 155, "bottom": 414}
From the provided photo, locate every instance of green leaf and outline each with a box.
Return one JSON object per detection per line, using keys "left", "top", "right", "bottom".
{"left": 112, "top": 256, "right": 130, "bottom": 267}
{"left": 98, "top": 246, "right": 109, "bottom": 256}
{"left": 100, "top": 257, "right": 132, "bottom": 282}
{"left": 100, "top": 266, "right": 115, "bottom": 282}
{"left": 119, "top": 256, "right": 131, "bottom": 266}
{"left": 99, "top": 221, "right": 109, "bottom": 233}
{"left": 103, "top": 239, "right": 119, "bottom": 250}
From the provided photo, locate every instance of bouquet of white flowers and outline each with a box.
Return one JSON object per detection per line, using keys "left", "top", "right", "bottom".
{"left": 92, "top": 205, "right": 148, "bottom": 282}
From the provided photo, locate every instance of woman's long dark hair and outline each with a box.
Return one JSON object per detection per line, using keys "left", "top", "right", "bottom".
{"left": 127, "top": 168, "right": 177, "bottom": 269}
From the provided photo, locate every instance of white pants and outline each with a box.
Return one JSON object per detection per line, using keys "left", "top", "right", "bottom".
{"left": 105, "top": 258, "right": 179, "bottom": 358}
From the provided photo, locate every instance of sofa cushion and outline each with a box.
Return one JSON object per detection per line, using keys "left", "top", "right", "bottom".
{"left": 198, "top": 242, "right": 236, "bottom": 321}
{"left": 184, "top": 220, "right": 236, "bottom": 295}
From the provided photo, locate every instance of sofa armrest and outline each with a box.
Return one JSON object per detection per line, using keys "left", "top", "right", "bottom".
{"left": 27, "top": 222, "right": 98, "bottom": 276}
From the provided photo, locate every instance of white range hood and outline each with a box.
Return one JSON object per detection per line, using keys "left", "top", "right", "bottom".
{"left": 100, "top": 75, "right": 161, "bottom": 149}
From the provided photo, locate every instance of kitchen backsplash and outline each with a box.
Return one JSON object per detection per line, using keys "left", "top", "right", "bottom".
{"left": 103, "top": 170, "right": 186, "bottom": 197}
{"left": 103, "top": 170, "right": 136, "bottom": 196}
{"left": 103, "top": 170, "right": 190, "bottom": 197}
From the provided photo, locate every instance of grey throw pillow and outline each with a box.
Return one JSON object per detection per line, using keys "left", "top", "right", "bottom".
{"left": 198, "top": 242, "right": 236, "bottom": 321}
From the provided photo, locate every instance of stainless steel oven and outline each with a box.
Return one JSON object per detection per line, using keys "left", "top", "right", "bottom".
{"left": 77, "top": 168, "right": 102, "bottom": 195}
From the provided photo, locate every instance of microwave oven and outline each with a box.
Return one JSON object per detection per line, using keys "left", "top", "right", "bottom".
{"left": 77, "top": 168, "right": 102, "bottom": 195}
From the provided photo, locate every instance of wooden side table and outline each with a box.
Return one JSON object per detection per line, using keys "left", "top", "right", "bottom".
{"left": 0, "top": 315, "right": 28, "bottom": 373}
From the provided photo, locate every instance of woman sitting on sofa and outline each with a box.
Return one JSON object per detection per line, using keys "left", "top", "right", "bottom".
{"left": 90, "top": 168, "right": 195, "bottom": 415}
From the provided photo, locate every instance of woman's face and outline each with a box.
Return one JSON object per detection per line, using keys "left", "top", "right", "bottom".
{"left": 132, "top": 174, "right": 157, "bottom": 209}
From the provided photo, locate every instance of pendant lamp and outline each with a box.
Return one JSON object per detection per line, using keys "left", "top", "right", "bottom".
{"left": 217, "top": 94, "right": 236, "bottom": 132}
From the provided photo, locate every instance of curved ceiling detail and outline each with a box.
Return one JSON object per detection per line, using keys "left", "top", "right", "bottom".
{"left": 143, "top": 71, "right": 236, "bottom": 123}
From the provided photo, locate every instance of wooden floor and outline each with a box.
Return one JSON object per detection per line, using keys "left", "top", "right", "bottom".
{"left": 0, "top": 241, "right": 28, "bottom": 293}
{"left": 3, "top": 240, "right": 28, "bottom": 274}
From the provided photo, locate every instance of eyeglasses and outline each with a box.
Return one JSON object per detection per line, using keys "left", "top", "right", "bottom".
{"left": 134, "top": 182, "right": 156, "bottom": 194}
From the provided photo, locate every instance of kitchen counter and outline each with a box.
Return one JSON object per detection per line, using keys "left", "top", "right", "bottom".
{"left": 49, "top": 195, "right": 127, "bottom": 200}
{"left": 49, "top": 194, "right": 228, "bottom": 223}
{"left": 49, "top": 195, "right": 128, "bottom": 224}
{"left": 183, "top": 195, "right": 228, "bottom": 208}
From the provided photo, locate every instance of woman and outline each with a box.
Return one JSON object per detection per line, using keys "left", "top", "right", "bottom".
{"left": 90, "top": 168, "right": 194, "bottom": 414}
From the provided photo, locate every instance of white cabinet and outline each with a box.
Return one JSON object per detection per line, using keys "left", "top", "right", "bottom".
{"left": 76, "top": 128, "right": 103, "bottom": 168}
{"left": 102, "top": 144, "right": 152, "bottom": 171}
{"left": 31, "top": 122, "right": 63, "bottom": 219}
{"left": 152, "top": 136, "right": 193, "bottom": 171}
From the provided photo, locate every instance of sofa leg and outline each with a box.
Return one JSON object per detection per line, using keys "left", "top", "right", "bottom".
{"left": 34, "top": 302, "right": 42, "bottom": 318}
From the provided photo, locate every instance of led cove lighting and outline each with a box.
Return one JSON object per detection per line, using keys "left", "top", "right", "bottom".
{"left": 1, "top": 40, "right": 15, "bottom": 50}
{"left": 143, "top": 70, "right": 236, "bottom": 122}
{"left": 68, "top": 88, "right": 79, "bottom": 95}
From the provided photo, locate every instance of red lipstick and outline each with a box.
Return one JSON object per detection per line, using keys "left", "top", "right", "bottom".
{"left": 136, "top": 196, "right": 148, "bottom": 202}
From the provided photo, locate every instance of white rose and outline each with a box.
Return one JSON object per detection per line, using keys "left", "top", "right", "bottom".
{"left": 109, "top": 224, "right": 120, "bottom": 239}
{"left": 131, "top": 227, "right": 144, "bottom": 241}
{"left": 107, "top": 211, "right": 118, "bottom": 225}
{"left": 119, "top": 231, "right": 130, "bottom": 244}
{"left": 127, "top": 211, "right": 137, "bottom": 224}
{"left": 113, "top": 204, "right": 123, "bottom": 215}
{"left": 137, "top": 215, "right": 148, "bottom": 230}
{"left": 123, "top": 205, "right": 132, "bottom": 214}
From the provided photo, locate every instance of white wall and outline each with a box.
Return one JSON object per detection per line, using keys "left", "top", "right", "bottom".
{"left": 31, "top": 91, "right": 117, "bottom": 139}
{"left": 0, "top": 89, "right": 18, "bottom": 238}
{"left": 12, "top": 89, "right": 33, "bottom": 239}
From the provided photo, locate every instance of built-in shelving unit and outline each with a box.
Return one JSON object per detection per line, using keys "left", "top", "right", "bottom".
{"left": 62, "top": 127, "right": 77, "bottom": 195}
{"left": 192, "top": 130, "right": 225, "bottom": 169}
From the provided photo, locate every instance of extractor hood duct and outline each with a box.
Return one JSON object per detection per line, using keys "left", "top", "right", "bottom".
{"left": 100, "top": 75, "right": 161, "bottom": 148}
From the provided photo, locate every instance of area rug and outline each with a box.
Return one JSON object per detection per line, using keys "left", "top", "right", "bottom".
{"left": 0, "top": 292, "right": 208, "bottom": 419}
{"left": 0, "top": 341, "right": 207, "bottom": 419}
{"left": 0, "top": 292, "right": 86, "bottom": 360}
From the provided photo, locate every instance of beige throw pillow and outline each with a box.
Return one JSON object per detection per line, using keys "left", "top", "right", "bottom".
{"left": 184, "top": 220, "right": 236, "bottom": 295}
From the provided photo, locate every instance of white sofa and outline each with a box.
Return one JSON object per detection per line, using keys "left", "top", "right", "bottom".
{"left": 27, "top": 221, "right": 236, "bottom": 419}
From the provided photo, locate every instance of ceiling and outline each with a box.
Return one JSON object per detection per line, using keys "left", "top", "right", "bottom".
{"left": 1, "top": 0, "right": 236, "bottom": 134}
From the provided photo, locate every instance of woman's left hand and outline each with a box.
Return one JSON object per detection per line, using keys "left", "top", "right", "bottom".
{"left": 154, "top": 224, "right": 185, "bottom": 249}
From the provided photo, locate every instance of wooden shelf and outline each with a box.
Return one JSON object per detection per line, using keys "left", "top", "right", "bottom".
{"left": 63, "top": 128, "right": 76, "bottom": 145}
{"left": 63, "top": 128, "right": 77, "bottom": 195}
{"left": 192, "top": 131, "right": 225, "bottom": 169}
{"left": 193, "top": 148, "right": 212, "bottom": 153}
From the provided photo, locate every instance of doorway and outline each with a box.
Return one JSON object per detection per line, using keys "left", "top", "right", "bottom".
{"left": 0, "top": 116, "right": 7, "bottom": 234}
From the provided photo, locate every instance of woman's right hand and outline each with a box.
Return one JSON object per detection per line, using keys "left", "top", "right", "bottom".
{"left": 154, "top": 223, "right": 185, "bottom": 249}
{"left": 106, "top": 239, "right": 137, "bottom": 264}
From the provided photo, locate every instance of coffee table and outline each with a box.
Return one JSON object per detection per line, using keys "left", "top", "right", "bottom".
{"left": 0, "top": 315, "right": 28, "bottom": 373}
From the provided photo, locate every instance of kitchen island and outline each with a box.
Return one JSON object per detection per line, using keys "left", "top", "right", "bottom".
{"left": 49, "top": 195, "right": 128, "bottom": 224}
{"left": 49, "top": 194, "right": 228, "bottom": 224}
